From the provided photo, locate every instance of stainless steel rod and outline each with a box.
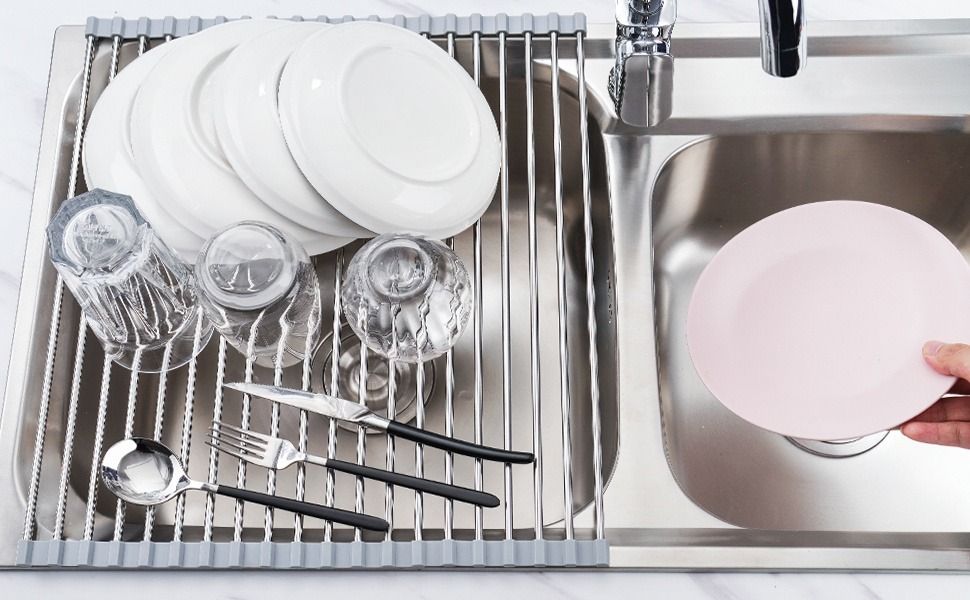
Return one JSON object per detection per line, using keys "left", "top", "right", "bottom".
{"left": 378, "top": 303, "right": 401, "bottom": 541}
{"left": 233, "top": 316, "right": 262, "bottom": 541}
{"left": 498, "top": 30, "right": 514, "bottom": 539}
{"left": 354, "top": 318, "right": 369, "bottom": 542}
{"left": 576, "top": 31, "right": 606, "bottom": 540}
{"left": 384, "top": 306, "right": 399, "bottom": 539}
{"left": 384, "top": 353, "right": 396, "bottom": 540}
{"left": 173, "top": 314, "right": 206, "bottom": 542}
{"left": 412, "top": 36, "right": 430, "bottom": 543}
{"left": 151, "top": 345, "right": 174, "bottom": 440}
{"left": 23, "top": 280, "right": 63, "bottom": 541}
{"left": 144, "top": 343, "right": 173, "bottom": 540}
{"left": 67, "top": 35, "right": 96, "bottom": 196}
{"left": 414, "top": 359, "right": 425, "bottom": 540}
{"left": 263, "top": 396, "right": 282, "bottom": 540}
{"left": 294, "top": 402, "right": 310, "bottom": 540}
{"left": 524, "top": 31, "right": 544, "bottom": 539}
{"left": 203, "top": 337, "right": 228, "bottom": 542}
{"left": 550, "top": 32, "right": 576, "bottom": 539}
{"left": 22, "top": 33, "right": 95, "bottom": 542}
{"left": 324, "top": 249, "right": 343, "bottom": 542}
{"left": 443, "top": 274, "right": 456, "bottom": 538}
{"left": 294, "top": 286, "right": 319, "bottom": 541}
{"left": 52, "top": 315, "right": 88, "bottom": 540}
{"left": 471, "top": 30, "right": 485, "bottom": 541}
{"left": 113, "top": 347, "right": 143, "bottom": 541}
{"left": 265, "top": 297, "right": 296, "bottom": 542}
{"left": 82, "top": 356, "right": 112, "bottom": 540}
{"left": 108, "top": 35, "right": 121, "bottom": 81}
{"left": 443, "top": 30, "right": 457, "bottom": 540}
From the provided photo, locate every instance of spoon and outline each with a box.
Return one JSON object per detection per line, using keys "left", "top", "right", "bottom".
{"left": 100, "top": 437, "right": 389, "bottom": 532}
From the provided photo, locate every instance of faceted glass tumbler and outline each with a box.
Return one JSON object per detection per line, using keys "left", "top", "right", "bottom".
{"left": 195, "top": 221, "right": 322, "bottom": 369}
{"left": 46, "top": 189, "right": 212, "bottom": 372}
{"left": 342, "top": 233, "right": 472, "bottom": 363}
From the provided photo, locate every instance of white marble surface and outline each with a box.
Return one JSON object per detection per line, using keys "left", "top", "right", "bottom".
{"left": 4, "top": 0, "right": 970, "bottom": 596}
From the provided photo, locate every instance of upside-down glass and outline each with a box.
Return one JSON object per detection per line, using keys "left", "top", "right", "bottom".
{"left": 46, "top": 189, "right": 212, "bottom": 372}
{"left": 194, "top": 221, "right": 321, "bottom": 368}
{"left": 341, "top": 233, "right": 472, "bottom": 363}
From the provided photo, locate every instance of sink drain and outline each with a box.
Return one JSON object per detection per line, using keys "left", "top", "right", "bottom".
{"left": 311, "top": 324, "right": 434, "bottom": 434}
{"left": 785, "top": 431, "right": 889, "bottom": 458}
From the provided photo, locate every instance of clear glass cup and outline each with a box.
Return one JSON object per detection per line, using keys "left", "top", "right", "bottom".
{"left": 195, "top": 221, "right": 321, "bottom": 369}
{"left": 341, "top": 233, "right": 472, "bottom": 363}
{"left": 46, "top": 189, "right": 212, "bottom": 372}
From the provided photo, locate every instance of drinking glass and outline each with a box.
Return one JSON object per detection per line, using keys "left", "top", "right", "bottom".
{"left": 195, "top": 221, "right": 321, "bottom": 368}
{"left": 341, "top": 233, "right": 472, "bottom": 363}
{"left": 46, "top": 189, "right": 212, "bottom": 372}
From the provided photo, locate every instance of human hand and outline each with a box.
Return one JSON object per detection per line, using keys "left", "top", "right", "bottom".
{"left": 900, "top": 341, "right": 970, "bottom": 449}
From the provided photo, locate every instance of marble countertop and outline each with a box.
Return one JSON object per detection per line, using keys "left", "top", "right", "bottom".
{"left": 3, "top": 1, "right": 970, "bottom": 597}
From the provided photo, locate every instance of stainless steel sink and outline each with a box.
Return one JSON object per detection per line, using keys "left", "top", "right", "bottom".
{"left": 6, "top": 16, "right": 970, "bottom": 571}
{"left": 653, "top": 131, "right": 970, "bottom": 532}
{"left": 593, "top": 19, "right": 970, "bottom": 570}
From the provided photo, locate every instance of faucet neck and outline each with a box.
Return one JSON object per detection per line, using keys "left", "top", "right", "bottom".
{"left": 616, "top": 0, "right": 677, "bottom": 50}
{"left": 627, "top": 0, "right": 665, "bottom": 17}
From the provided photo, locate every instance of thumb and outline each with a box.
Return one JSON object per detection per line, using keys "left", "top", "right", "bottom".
{"left": 923, "top": 341, "right": 970, "bottom": 381}
{"left": 901, "top": 421, "right": 970, "bottom": 449}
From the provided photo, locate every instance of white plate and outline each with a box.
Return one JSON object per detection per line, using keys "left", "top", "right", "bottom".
{"left": 279, "top": 21, "right": 501, "bottom": 240}
{"left": 214, "top": 22, "right": 373, "bottom": 239}
{"left": 687, "top": 201, "right": 970, "bottom": 441}
{"left": 82, "top": 39, "right": 205, "bottom": 261}
{"left": 129, "top": 19, "right": 350, "bottom": 256}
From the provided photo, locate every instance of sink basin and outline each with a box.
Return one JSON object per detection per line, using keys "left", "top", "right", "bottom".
{"left": 7, "top": 16, "right": 970, "bottom": 571}
{"left": 653, "top": 131, "right": 970, "bottom": 531}
{"left": 595, "top": 19, "right": 970, "bottom": 570}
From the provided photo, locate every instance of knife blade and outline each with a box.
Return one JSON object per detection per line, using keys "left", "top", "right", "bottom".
{"left": 223, "top": 382, "right": 384, "bottom": 427}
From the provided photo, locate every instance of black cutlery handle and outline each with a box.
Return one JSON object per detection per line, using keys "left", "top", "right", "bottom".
{"left": 214, "top": 484, "right": 389, "bottom": 532}
{"left": 326, "top": 459, "right": 500, "bottom": 507}
{"left": 385, "top": 421, "right": 535, "bottom": 464}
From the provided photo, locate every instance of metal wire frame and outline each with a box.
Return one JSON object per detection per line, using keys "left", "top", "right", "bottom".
{"left": 20, "top": 23, "right": 605, "bottom": 554}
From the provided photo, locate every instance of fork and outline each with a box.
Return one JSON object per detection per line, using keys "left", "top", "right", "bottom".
{"left": 207, "top": 421, "right": 501, "bottom": 508}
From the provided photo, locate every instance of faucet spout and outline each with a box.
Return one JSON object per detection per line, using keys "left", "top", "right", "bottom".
{"left": 759, "top": 0, "right": 806, "bottom": 77}
{"left": 611, "top": 0, "right": 677, "bottom": 127}
{"left": 611, "top": 0, "right": 806, "bottom": 127}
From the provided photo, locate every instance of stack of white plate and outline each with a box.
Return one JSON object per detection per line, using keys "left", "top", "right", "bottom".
{"left": 83, "top": 19, "right": 501, "bottom": 262}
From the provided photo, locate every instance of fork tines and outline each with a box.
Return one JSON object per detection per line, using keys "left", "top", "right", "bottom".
{"left": 206, "top": 420, "right": 271, "bottom": 466}
{"left": 210, "top": 420, "right": 272, "bottom": 443}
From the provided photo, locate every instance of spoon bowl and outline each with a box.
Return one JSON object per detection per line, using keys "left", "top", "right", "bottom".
{"left": 100, "top": 438, "right": 196, "bottom": 506}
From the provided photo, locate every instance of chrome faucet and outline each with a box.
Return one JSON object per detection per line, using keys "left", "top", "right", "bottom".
{"left": 610, "top": 0, "right": 806, "bottom": 126}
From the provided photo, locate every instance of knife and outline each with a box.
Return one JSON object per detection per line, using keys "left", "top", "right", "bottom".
{"left": 225, "top": 382, "right": 535, "bottom": 464}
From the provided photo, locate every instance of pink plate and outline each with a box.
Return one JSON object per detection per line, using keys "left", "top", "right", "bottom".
{"left": 686, "top": 200, "right": 970, "bottom": 441}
